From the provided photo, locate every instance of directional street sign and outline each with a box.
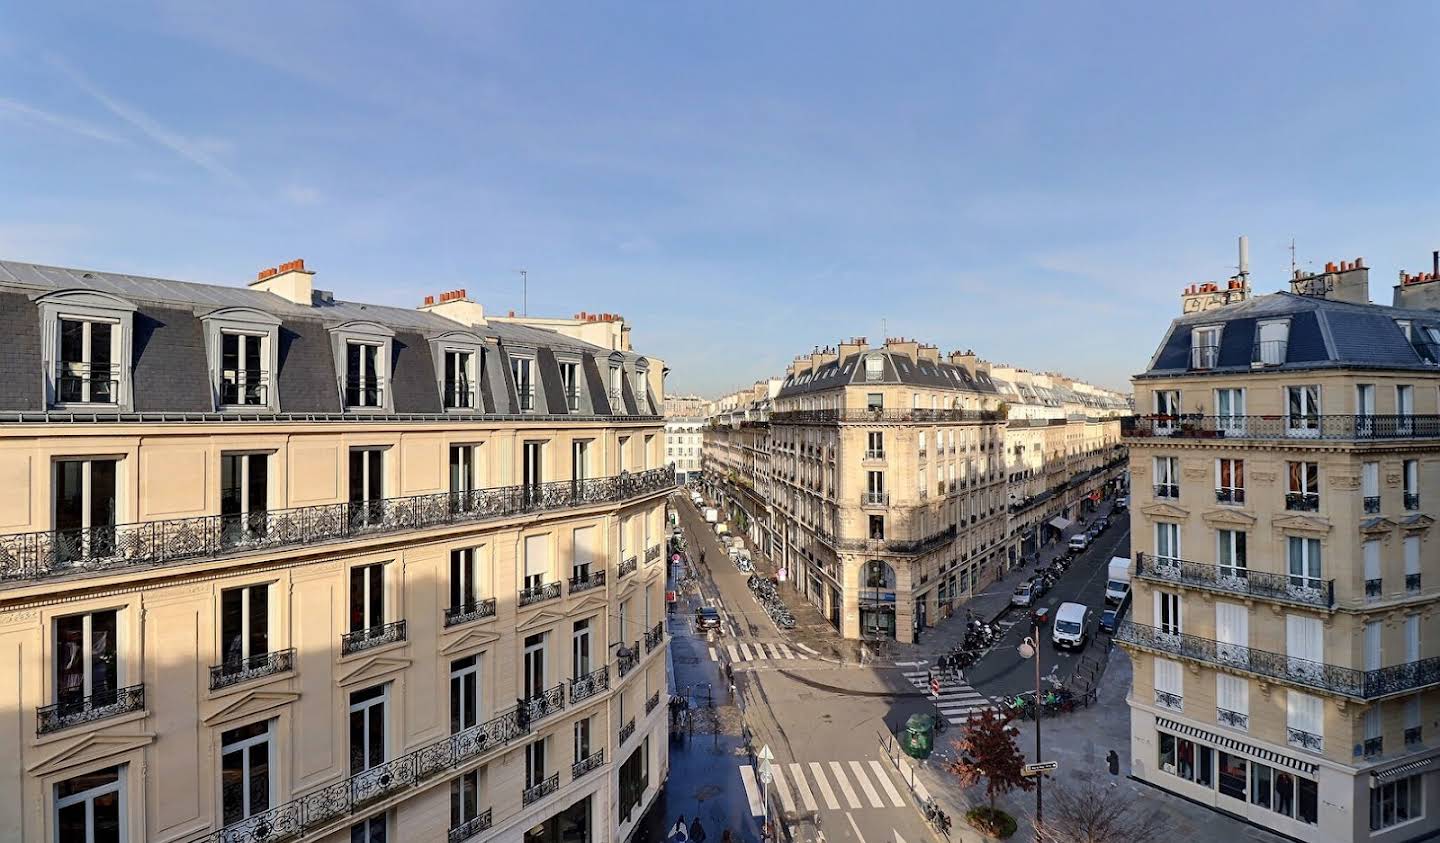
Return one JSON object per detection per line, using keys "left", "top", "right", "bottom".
{"left": 1022, "top": 760, "right": 1059, "bottom": 777}
{"left": 757, "top": 744, "right": 775, "bottom": 784}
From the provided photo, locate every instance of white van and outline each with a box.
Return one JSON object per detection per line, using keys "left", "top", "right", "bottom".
{"left": 1067, "top": 534, "right": 1090, "bottom": 552}
{"left": 1052, "top": 602, "right": 1090, "bottom": 650}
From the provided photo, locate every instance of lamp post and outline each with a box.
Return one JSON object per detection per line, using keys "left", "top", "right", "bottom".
{"left": 1018, "top": 622, "right": 1043, "bottom": 829}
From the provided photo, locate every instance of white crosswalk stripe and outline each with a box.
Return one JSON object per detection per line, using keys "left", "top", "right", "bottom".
{"left": 901, "top": 668, "right": 998, "bottom": 725}
{"left": 736, "top": 758, "right": 907, "bottom": 815}
{"left": 773, "top": 766, "right": 797, "bottom": 814}
{"left": 722, "top": 640, "right": 815, "bottom": 665}
{"left": 789, "top": 763, "right": 818, "bottom": 812}
{"left": 808, "top": 761, "right": 841, "bottom": 810}
{"left": 740, "top": 764, "right": 765, "bottom": 816}
{"left": 848, "top": 760, "right": 885, "bottom": 808}
{"left": 828, "top": 760, "right": 862, "bottom": 809}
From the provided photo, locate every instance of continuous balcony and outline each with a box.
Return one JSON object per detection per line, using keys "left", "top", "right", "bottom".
{"left": 832, "top": 525, "right": 956, "bottom": 557}
{"left": 1116, "top": 621, "right": 1440, "bottom": 701}
{"left": 771, "top": 409, "right": 1003, "bottom": 424}
{"left": 0, "top": 468, "right": 675, "bottom": 586}
{"left": 37, "top": 684, "right": 145, "bottom": 735}
{"left": 1134, "top": 553, "right": 1335, "bottom": 610}
{"left": 1123, "top": 414, "right": 1440, "bottom": 442}
{"left": 209, "top": 648, "right": 296, "bottom": 691}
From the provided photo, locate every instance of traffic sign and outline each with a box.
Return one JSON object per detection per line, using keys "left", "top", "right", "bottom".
{"left": 758, "top": 744, "right": 775, "bottom": 784}
{"left": 1022, "top": 760, "right": 1058, "bottom": 776}
{"left": 928, "top": 670, "right": 941, "bottom": 697}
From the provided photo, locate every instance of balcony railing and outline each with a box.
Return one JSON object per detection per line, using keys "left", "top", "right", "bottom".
{"left": 1190, "top": 344, "right": 1220, "bottom": 370}
{"left": 1116, "top": 620, "right": 1440, "bottom": 700}
{"left": 524, "top": 684, "right": 566, "bottom": 723}
{"left": 1253, "top": 340, "right": 1288, "bottom": 366}
{"left": 1286, "top": 492, "right": 1320, "bottom": 512}
{"left": 572, "top": 749, "right": 604, "bottom": 780}
{"left": 861, "top": 492, "right": 890, "bottom": 507}
{"left": 833, "top": 526, "right": 956, "bottom": 557}
{"left": 618, "top": 717, "right": 636, "bottom": 746}
{"left": 1366, "top": 578, "right": 1383, "bottom": 600}
{"left": 1405, "top": 492, "right": 1421, "bottom": 510}
{"left": 440, "top": 379, "right": 477, "bottom": 411}
{"left": 617, "top": 557, "right": 638, "bottom": 579}
{"left": 617, "top": 642, "right": 640, "bottom": 677}
{"left": 645, "top": 621, "right": 664, "bottom": 653}
{"left": 444, "top": 598, "right": 497, "bottom": 628}
{"left": 569, "top": 570, "right": 606, "bottom": 594}
{"left": 1365, "top": 496, "right": 1381, "bottom": 513}
{"left": 518, "top": 581, "right": 562, "bottom": 607}
{"left": 570, "top": 667, "right": 610, "bottom": 703}
{"left": 447, "top": 808, "right": 493, "bottom": 843}
{"left": 1288, "top": 727, "right": 1324, "bottom": 752}
{"left": 1408, "top": 573, "right": 1422, "bottom": 593}
{"left": 37, "top": 683, "right": 145, "bottom": 735}
{"left": 1153, "top": 483, "right": 1179, "bottom": 499}
{"left": 1215, "top": 488, "right": 1245, "bottom": 504}
{"left": 209, "top": 648, "right": 295, "bottom": 691}
{"left": 1217, "top": 708, "right": 1248, "bottom": 730}
{"left": 1134, "top": 553, "right": 1335, "bottom": 610}
{"left": 341, "top": 620, "right": 407, "bottom": 655}
{"left": 771, "top": 409, "right": 1003, "bottom": 424}
{"left": 646, "top": 690, "right": 661, "bottom": 714}
{"left": 522, "top": 773, "right": 559, "bottom": 806}
{"left": 220, "top": 373, "right": 270, "bottom": 407}
{"left": 342, "top": 377, "right": 385, "bottom": 409}
{"left": 1124, "top": 414, "right": 1440, "bottom": 441}
{"left": 195, "top": 705, "right": 527, "bottom": 843}
{"left": 1361, "top": 737, "right": 1384, "bottom": 757}
{"left": 1154, "top": 690, "right": 1184, "bottom": 710}
{"left": 863, "top": 449, "right": 886, "bottom": 461}
{"left": 55, "top": 362, "right": 121, "bottom": 404}
{"left": 0, "top": 468, "right": 675, "bottom": 584}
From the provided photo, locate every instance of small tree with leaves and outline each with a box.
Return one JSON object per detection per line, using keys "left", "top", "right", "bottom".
{"left": 1031, "top": 778, "right": 1166, "bottom": 843}
{"left": 945, "top": 708, "right": 1034, "bottom": 832}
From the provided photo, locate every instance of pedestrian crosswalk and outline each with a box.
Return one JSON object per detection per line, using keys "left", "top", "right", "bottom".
{"left": 737, "top": 757, "right": 908, "bottom": 816}
{"left": 708, "top": 641, "right": 810, "bottom": 663}
{"left": 901, "top": 668, "right": 997, "bottom": 725}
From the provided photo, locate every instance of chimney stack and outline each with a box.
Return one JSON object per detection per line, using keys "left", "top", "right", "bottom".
{"left": 1392, "top": 249, "right": 1440, "bottom": 311}
{"left": 837, "top": 336, "right": 869, "bottom": 363}
{"left": 250, "top": 258, "right": 314, "bottom": 306}
{"left": 418, "top": 288, "right": 486, "bottom": 326}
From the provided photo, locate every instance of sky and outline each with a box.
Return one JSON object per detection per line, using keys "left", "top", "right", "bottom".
{"left": 2, "top": 2, "right": 1438, "bottom": 396}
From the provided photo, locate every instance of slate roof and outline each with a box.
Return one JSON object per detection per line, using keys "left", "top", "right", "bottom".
{"left": 1141, "top": 291, "right": 1440, "bottom": 378}
{"left": 775, "top": 351, "right": 1000, "bottom": 398}
{"left": 0, "top": 259, "right": 659, "bottom": 418}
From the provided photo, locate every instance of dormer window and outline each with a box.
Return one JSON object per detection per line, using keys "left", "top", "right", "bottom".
{"left": 443, "top": 350, "right": 475, "bottom": 409}
{"left": 220, "top": 333, "right": 267, "bottom": 406}
{"left": 608, "top": 355, "right": 625, "bottom": 411}
{"left": 58, "top": 318, "right": 117, "bottom": 404}
{"left": 1190, "top": 325, "right": 1221, "bottom": 369}
{"left": 634, "top": 359, "right": 649, "bottom": 410}
{"left": 559, "top": 360, "right": 580, "bottom": 412}
{"left": 201, "top": 307, "right": 281, "bottom": 412}
{"left": 511, "top": 355, "right": 535, "bottom": 412}
{"left": 428, "top": 331, "right": 486, "bottom": 413}
{"left": 1254, "top": 320, "right": 1289, "bottom": 366}
{"left": 38, "top": 290, "right": 138, "bottom": 411}
{"left": 346, "top": 342, "right": 383, "bottom": 407}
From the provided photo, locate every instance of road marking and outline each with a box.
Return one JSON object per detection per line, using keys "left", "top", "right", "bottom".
{"left": 727, "top": 644, "right": 741, "bottom": 662}
{"left": 708, "top": 647, "right": 718, "bottom": 662}
{"left": 796, "top": 642, "right": 819, "bottom": 655}
{"left": 868, "top": 760, "right": 906, "bottom": 807}
{"left": 773, "top": 765, "right": 797, "bottom": 815}
{"left": 776, "top": 643, "right": 795, "bottom": 659}
{"left": 829, "top": 760, "right": 862, "bottom": 809}
{"left": 848, "top": 760, "right": 885, "bottom": 808}
{"left": 846, "top": 812, "right": 867, "bottom": 843}
{"left": 739, "top": 764, "right": 765, "bottom": 816}
{"left": 788, "top": 762, "right": 818, "bottom": 812}
{"left": 739, "top": 643, "right": 755, "bottom": 661}
{"left": 715, "top": 597, "right": 726, "bottom": 611}
{"left": 808, "top": 761, "right": 841, "bottom": 810}
{"left": 797, "top": 653, "right": 809, "bottom": 660}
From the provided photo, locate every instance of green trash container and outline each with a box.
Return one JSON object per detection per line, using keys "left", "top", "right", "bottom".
{"left": 902, "top": 713, "right": 935, "bottom": 759}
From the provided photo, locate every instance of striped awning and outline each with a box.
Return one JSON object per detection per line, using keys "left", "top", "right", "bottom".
{"left": 1048, "top": 516, "right": 1074, "bottom": 531}
{"left": 1156, "top": 718, "right": 1318, "bottom": 775}
{"left": 1372, "top": 755, "right": 1440, "bottom": 786}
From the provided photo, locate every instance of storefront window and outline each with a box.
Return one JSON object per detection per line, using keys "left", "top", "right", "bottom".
{"left": 1370, "top": 774, "right": 1424, "bottom": 831}
{"left": 1218, "top": 751, "right": 1247, "bottom": 802}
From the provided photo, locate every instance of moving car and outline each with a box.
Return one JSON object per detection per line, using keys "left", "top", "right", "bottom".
{"left": 1115, "top": 495, "right": 1129, "bottom": 511}
{"left": 1105, "top": 557, "right": 1132, "bottom": 605}
{"left": 1051, "top": 602, "right": 1090, "bottom": 650}
{"left": 695, "top": 606, "right": 723, "bottom": 631}
{"left": 1068, "top": 534, "right": 1090, "bottom": 552}
{"left": 1098, "top": 608, "right": 1120, "bottom": 634}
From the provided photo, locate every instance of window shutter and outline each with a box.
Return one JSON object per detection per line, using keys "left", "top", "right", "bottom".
{"left": 1363, "top": 463, "right": 1379, "bottom": 497}
{"left": 1405, "top": 536, "right": 1421, "bottom": 577}
{"left": 1215, "top": 602, "right": 1248, "bottom": 646}
{"left": 1287, "top": 690, "right": 1323, "bottom": 734}
{"left": 1364, "top": 541, "right": 1381, "bottom": 581}
{"left": 1286, "top": 615, "right": 1323, "bottom": 663}
{"left": 1217, "top": 674, "right": 1249, "bottom": 716}
{"left": 525, "top": 535, "right": 549, "bottom": 579}
{"left": 1364, "top": 622, "right": 1382, "bottom": 671}
{"left": 1154, "top": 658, "right": 1181, "bottom": 694}
{"left": 573, "top": 527, "right": 594, "bottom": 565}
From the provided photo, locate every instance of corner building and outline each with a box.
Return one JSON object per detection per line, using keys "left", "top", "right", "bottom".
{"left": 1120, "top": 260, "right": 1440, "bottom": 841}
{"left": 0, "top": 259, "right": 672, "bottom": 843}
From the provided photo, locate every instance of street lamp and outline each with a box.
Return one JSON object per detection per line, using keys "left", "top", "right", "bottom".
{"left": 1018, "top": 628, "right": 1043, "bottom": 829}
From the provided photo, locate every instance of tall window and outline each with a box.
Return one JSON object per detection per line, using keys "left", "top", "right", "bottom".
{"left": 221, "top": 720, "right": 273, "bottom": 825}
{"left": 349, "top": 563, "right": 385, "bottom": 634}
{"left": 525, "top": 737, "right": 548, "bottom": 789}
{"left": 1153, "top": 456, "right": 1179, "bottom": 498}
{"left": 221, "top": 452, "right": 268, "bottom": 543}
{"left": 867, "top": 393, "right": 883, "bottom": 411}
{"left": 1285, "top": 689, "right": 1323, "bottom": 751}
{"left": 1154, "top": 658, "right": 1183, "bottom": 709}
{"left": 348, "top": 448, "right": 384, "bottom": 526}
{"left": 1286, "top": 462, "right": 1319, "bottom": 511}
{"left": 1404, "top": 459, "right": 1419, "bottom": 510}
{"left": 1216, "top": 458, "right": 1244, "bottom": 503}
{"left": 511, "top": 356, "right": 534, "bottom": 412}
{"left": 1191, "top": 325, "right": 1220, "bottom": 369}
{"left": 572, "top": 440, "right": 590, "bottom": 483}
{"left": 1406, "top": 536, "right": 1422, "bottom": 593}
{"left": 349, "top": 685, "right": 387, "bottom": 775}
{"left": 575, "top": 716, "right": 593, "bottom": 761}
{"left": 351, "top": 815, "right": 387, "bottom": 843}
{"left": 867, "top": 470, "right": 885, "bottom": 501}
{"left": 449, "top": 444, "right": 478, "bottom": 504}
{"left": 1371, "top": 774, "right": 1424, "bottom": 831}
{"left": 1285, "top": 385, "right": 1320, "bottom": 437}
{"left": 220, "top": 584, "right": 270, "bottom": 671}
{"left": 572, "top": 527, "right": 594, "bottom": 582}
{"left": 1214, "top": 388, "right": 1245, "bottom": 433}
{"left": 522, "top": 441, "right": 544, "bottom": 506}
{"left": 560, "top": 361, "right": 580, "bottom": 411}
{"left": 1356, "top": 383, "right": 1376, "bottom": 416}
{"left": 573, "top": 618, "right": 592, "bottom": 676}
{"left": 220, "top": 333, "right": 266, "bottom": 406}
{"left": 865, "top": 355, "right": 884, "bottom": 381}
{"left": 523, "top": 633, "right": 547, "bottom": 700}
{"left": 449, "top": 548, "right": 481, "bottom": 613}
{"left": 451, "top": 770, "right": 482, "bottom": 834}
{"left": 450, "top": 655, "right": 480, "bottom": 734}
{"left": 609, "top": 365, "right": 622, "bottom": 404}
{"left": 1155, "top": 591, "right": 1182, "bottom": 635}
{"left": 57, "top": 318, "right": 117, "bottom": 404}
{"left": 1155, "top": 522, "right": 1180, "bottom": 564}
{"left": 1286, "top": 616, "right": 1325, "bottom": 684}
{"left": 619, "top": 437, "right": 631, "bottom": 472}
{"left": 1217, "top": 530, "right": 1246, "bottom": 578}
{"left": 1364, "top": 540, "right": 1382, "bottom": 599}
{"left": 524, "top": 535, "right": 549, "bottom": 592}
{"left": 1255, "top": 320, "right": 1288, "bottom": 366}
{"left": 55, "top": 609, "right": 119, "bottom": 710}
{"left": 55, "top": 765, "right": 123, "bottom": 843}
{"left": 345, "top": 342, "right": 382, "bottom": 408}
{"left": 55, "top": 458, "right": 119, "bottom": 560}
{"left": 1363, "top": 462, "right": 1380, "bottom": 512}
{"left": 443, "top": 350, "right": 473, "bottom": 409}
{"left": 1287, "top": 537, "right": 1322, "bottom": 593}
{"left": 1154, "top": 390, "right": 1180, "bottom": 428}
{"left": 1217, "top": 674, "right": 1249, "bottom": 730}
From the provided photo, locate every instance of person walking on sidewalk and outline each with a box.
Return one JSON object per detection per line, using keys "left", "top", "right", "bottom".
{"left": 689, "top": 817, "right": 707, "bottom": 843}
{"left": 670, "top": 815, "right": 689, "bottom": 841}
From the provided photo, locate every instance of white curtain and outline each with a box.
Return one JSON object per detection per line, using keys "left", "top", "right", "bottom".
{"left": 1286, "top": 690, "right": 1323, "bottom": 734}
{"left": 1217, "top": 674, "right": 1249, "bottom": 716}
{"left": 524, "top": 535, "right": 549, "bottom": 579}
{"left": 1364, "top": 622, "right": 1382, "bottom": 671}
{"left": 1364, "top": 540, "right": 1381, "bottom": 581}
{"left": 1407, "top": 615, "right": 1420, "bottom": 663}
{"left": 573, "top": 527, "right": 594, "bottom": 565}
{"left": 1286, "top": 615, "right": 1324, "bottom": 663}
{"left": 1154, "top": 658, "right": 1182, "bottom": 694}
{"left": 1406, "top": 536, "right": 1420, "bottom": 577}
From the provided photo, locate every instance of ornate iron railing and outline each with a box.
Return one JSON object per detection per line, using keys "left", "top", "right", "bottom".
{"left": 860, "top": 492, "right": 890, "bottom": 507}
{"left": 618, "top": 717, "right": 636, "bottom": 746}
{"left": 617, "top": 643, "right": 640, "bottom": 678}
{"left": 1153, "top": 483, "right": 1179, "bottom": 499}
{"left": 195, "top": 706, "right": 527, "bottom": 843}
{"left": 1365, "top": 495, "right": 1381, "bottom": 513}
{"left": 1124, "top": 414, "right": 1440, "bottom": 441}
{"left": 572, "top": 749, "right": 604, "bottom": 780}
{"left": 569, "top": 569, "right": 605, "bottom": 594}
{"left": 447, "top": 808, "right": 492, "bottom": 843}
{"left": 37, "top": 683, "right": 144, "bottom": 735}
{"left": 518, "top": 581, "right": 562, "bottom": 607}
{"left": 1116, "top": 620, "right": 1440, "bottom": 700}
{"left": 0, "top": 468, "right": 675, "bottom": 583}
{"left": 646, "top": 543, "right": 662, "bottom": 564}
{"left": 617, "top": 557, "right": 638, "bottom": 578}
{"left": 1217, "top": 708, "right": 1248, "bottom": 730}
{"left": 444, "top": 598, "right": 496, "bottom": 628}
{"left": 220, "top": 373, "right": 270, "bottom": 407}
{"left": 771, "top": 409, "right": 1003, "bottom": 424}
{"left": 210, "top": 648, "right": 295, "bottom": 691}
{"left": 341, "top": 620, "right": 407, "bottom": 655}
{"left": 645, "top": 621, "right": 664, "bottom": 653}
{"left": 1286, "top": 492, "right": 1320, "bottom": 512}
{"left": 1134, "top": 553, "right": 1335, "bottom": 609}
{"left": 524, "top": 684, "right": 565, "bottom": 723}
{"left": 522, "top": 773, "right": 559, "bottom": 806}
{"left": 1405, "top": 493, "right": 1421, "bottom": 510}
{"left": 1288, "top": 727, "right": 1324, "bottom": 752}
{"left": 1408, "top": 573, "right": 1422, "bottom": 593}
{"left": 646, "top": 690, "right": 661, "bottom": 714}
{"left": 1154, "top": 690, "right": 1183, "bottom": 710}
{"left": 1366, "top": 578, "right": 1383, "bottom": 600}
{"left": 833, "top": 525, "right": 956, "bottom": 556}
{"left": 863, "top": 449, "right": 886, "bottom": 461}
{"left": 570, "top": 667, "right": 610, "bottom": 703}
{"left": 1215, "top": 487, "right": 1245, "bottom": 504}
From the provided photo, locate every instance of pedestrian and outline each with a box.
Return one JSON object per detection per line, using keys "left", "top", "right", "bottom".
{"left": 690, "top": 817, "right": 707, "bottom": 843}
{"left": 670, "top": 815, "right": 688, "bottom": 841}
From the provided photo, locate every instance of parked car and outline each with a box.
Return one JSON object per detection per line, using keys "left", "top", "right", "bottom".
{"left": 1011, "top": 580, "right": 1039, "bottom": 607}
{"left": 695, "top": 606, "right": 723, "bottom": 631}
{"left": 1098, "top": 608, "right": 1120, "bottom": 634}
{"left": 1051, "top": 602, "right": 1090, "bottom": 650}
{"left": 1115, "top": 495, "right": 1129, "bottom": 511}
{"left": 1068, "top": 534, "right": 1090, "bottom": 552}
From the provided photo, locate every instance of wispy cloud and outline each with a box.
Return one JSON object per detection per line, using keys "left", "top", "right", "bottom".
{"left": 282, "top": 185, "right": 323, "bottom": 206}
{"left": 0, "top": 97, "right": 126, "bottom": 144}
{"left": 46, "top": 55, "right": 245, "bottom": 186}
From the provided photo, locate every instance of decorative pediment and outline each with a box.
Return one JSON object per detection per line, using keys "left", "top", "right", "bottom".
{"left": 615, "top": 579, "right": 639, "bottom": 601}
{"left": 440, "top": 626, "right": 502, "bottom": 656}
{"left": 1402, "top": 514, "right": 1436, "bottom": 533}
{"left": 1360, "top": 517, "right": 1398, "bottom": 537}
{"left": 1272, "top": 513, "right": 1332, "bottom": 535}
{"left": 27, "top": 731, "right": 154, "bottom": 776}
{"left": 203, "top": 689, "right": 301, "bottom": 727}
{"left": 1201, "top": 508, "right": 1257, "bottom": 528}
{"left": 516, "top": 608, "right": 565, "bottom": 633}
{"left": 336, "top": 655, "right": 412, "bottom": 688}
{"left": 1140, "top": 501, "right": 1191, "bottom": 520}
{"left": 569, "top": 594, "right": 609, "bottom": 616}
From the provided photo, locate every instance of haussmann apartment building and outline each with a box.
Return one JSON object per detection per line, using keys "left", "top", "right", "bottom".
{"left": 1120, "top": 258, "right": 1440, "bottom": 841}
{"left": 0, "top": 258, "right": 673, "bottom": 843}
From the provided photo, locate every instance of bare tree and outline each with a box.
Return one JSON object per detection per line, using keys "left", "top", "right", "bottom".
{"left": 1032, "top": 778, "right": 1167, "bottom": 843}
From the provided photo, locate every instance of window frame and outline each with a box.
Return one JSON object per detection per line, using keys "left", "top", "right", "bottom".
{"left": 427, "top": 330, "right": 486, "bottom": 413}
{"left": 329, "top": 321, "right": 395, "bottom": 413}
{"left": 220, "top": 719, "right": 275, "bottom": 826}
{"left": 38, "top": 290, "right": 138, "bottom": 412}
{"left": 202, "top": 308, "right": 282, "bottom": 412}
{"left": 54, "top": 763, "right": 127, "bottom": 843}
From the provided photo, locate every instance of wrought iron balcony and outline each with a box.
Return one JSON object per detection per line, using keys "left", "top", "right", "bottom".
{"left": 1288, "top": 727, "right": 1324, "bottom": 753}
{"left": 1154, "top": 690, "right": 1183, "bottom": 711}
{"left": 0, "top": 468, "right": 674, "bottom": 584}
{"left": 1365, "top": 578, "right": 1384, "bottom": 600}
{"left": 1361, "top": 737, "right": 1384, "bottom": 757}
{"left": 522, "top": 773, "right": 559, "bottom": 806}
{"left": 1365, "top": 496, "right": 1381, "bottom": 513}
{"left": 570, "top": 667, "right": 610, "bottom": 703}
{"left": 197, "top": 705, "right": 527, "bottom": 843}
{"left": 1217, "top": 708, "right": 1248, "bottom": 730}
{"left": 861, "top": 492, "right": 890, "bottom": 507}
{"left": 863, "top": 449, "right": 886, "bottom": 462}
{"left": 618, "top": 717, "right": 636, "bottom": 745}
{"left": 37, "top": 683, "right": 144, "bottom": 735}
{"left": 1133, "top": 553, "right": 1335, "bottom": 610}
{"left": 572, "top": 749, "right": 604, "bottom": 780}
{"left": 646, "top": 690, "right": 661, "bottom": 714}
{"left": 1116, "top": 620, "right": 1440, "bottom": 700}
{"left": 1215, "top": 487, "right": 1245, "bottom": 504}
{"left": 209, "top": 648, "right": 295, "bottom": 691}
{"left": 617, "top": 642, "right": 640, "bottom": 677}
{"left": 1190, "top": 344, "right": 1220, "bottom": 370}
{"left": 1405, "top": 492, "right": 1421, "bottom": 510}
{"left": 646, "top": 544, "right": 662, "bottom": 564}
{"left": 1286, "top": 492, "right": 1320, "bottom": 512}
{"left": 771, "top": 408, "right": 1002, "bottom": 425}
{"left": 1408, "top": 573, "right": 1422, "bottom": 593}
{"left": 617, "top": 557, "right": 638, "bottom": 579}
{"left": 569, "top": 569, "right": 605, "bottom": 595}
{"left": 1153, "top": 483, "right": 1179, "bottom": 499}
{"left": 447, "top": 808, "right": 492, "bottom": 843}
{"left": 1124, "top": 414, "right": 1440, "bottom": 441}
{"left": 519, "top": 581, "right": 562, "bottom": 607}
{"left": 1406, "top": 726, "right": 1423, "bottom": 748}
{"left": 524, "top": 684, "right": 565, "bottom": 723}
{"left": 341, "top": 620, "right": 407, "bottom": 655}
{"left": 645, "top": 621, "right": 664, "bottom": 653}
{"left": 444, "top": 598, "right": 497, "bottom": 628}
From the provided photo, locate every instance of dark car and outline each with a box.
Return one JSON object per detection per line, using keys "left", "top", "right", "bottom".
{"left": 1098, "top": 608, "right": 1119, "bottom": 634}
{"left": 696, "top": 607, "right": 723, "bottom": 632}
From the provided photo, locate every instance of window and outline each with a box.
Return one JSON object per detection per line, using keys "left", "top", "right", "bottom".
{"left": 1255, "top": 320, "right": 1288, "bottom": 366}
{"left": 55, "top": 765, "right": 124, "bottom": 843}
{"left": 634, "top": 363, "right": 649, "bottom": 407}
{"left": 573, "top": 618, "right": 592, "bottom": 676}
{"left": 345, "top": 342, "right": 383, "bottom": 408}
{"left": 1157, "top": 733, "right": 1213, "bottom": 788}
{"left": 523, "top": 633, "right": 547, "bottom": 700}
{"left": 1406, "top": 695, "right": 1423, "bottom": 747}
{"left": 57, "top": 317, "right": 118, "bottom": 404}
{"left": 918, "top": 432, "right": 927, "bottom": 458}
{"left": 221, "top": 720, "right": 273, "bottom": 825}
{"left": 349, "top": 563, "right": 385, "bottom": 634}
{"left": 619, "top": 437, "right": 630, "bottom": 471}
{"left": 450, "top": 655, "right": 480, "bottom": 734}
{"left": 449, "top": 445, "right": 478, "bottom": 511}
{"left": 1214, "top": 388, "right": 1245, "bottom": 433}
{"left": 1363, "top": 462, "right": 1380, "bottom": 512}
{"left": 451, "top": 770, "right": 482, "bottom": 833}
{"left": 1286, "top": 537, "right": 1322, "bottom": 593}
{"left": 1216, "top": 530, "right": 1246, "bottom": 579}
{"left": 1406, "top": 536, "right": 1422, "bottom": 592}
{"left": 1405, "top": 459, "right": 1420, "bottom": 510}
{"left": 1365, "top": 621, "right": 1382, "bottom": 672}
{"left": 524, "top": 534, "right": 549, "bottom": 592}
{"left": 525, "top": 737, "right": 548, "bottom": 789}
{"left": 55, "top": 609, "right": 120, "bottom": 710}
{"left": 221, "top": 452, "right": 268, "bottom": 543}
{"left": 442, "top": 350, "right": 474, "bottom": 409}
{"left": 511, "top": 355, "right": 535, "bottom": 412}
{"left": 1217, "top": 750, "right": 1247, "bottom": 801}
{"left": 54, "top": 457, "right": 119, "bottom": 559}
{"left": 1215, "top": 602, "right": 1249, "bottom": 667}
{"left": 1216, "top": 458, "right": 1244, "bottom": 503}
{"left": 1154, "top": 522, "right": 1180, "bottom": 564}
{"left": 609, "top": 363, "right": 623, "bottom": 406}
{"left": 1154, "top": 658, "right": 1183, "bottom": 709}
{"left": 865, "top": 355, "right": 884, "bottom": 381}
{"left": 1286, "top": 690, "right": 1324, "bottom": 752}
{"left": 1407, "top": 614, "right": 1421, "bottom": 663}
{"left": 220, "top": 333, "right": 267, "bottom": 406}
{"left": 351, "top": 813, "right": 387, "bottom": 843}
{"left": 1217, "top": 674, "right": 1248, "bottom": 730}
{"left": 559, "top": 361, "right": 580, "bottom": 411}
{"left": 866, "top": 393, "right": 883, "bottom": 412}
{"left": 1286, "top": 614, "right": 1326, "bottom": 686}
{"left": 449, "top": 547, "right": 482, "bottom": 613}
{"left": 349, "top": 685, "right": 388, "bottom": 775}
{"left": 1285, "top": 385, "right": 1320, "bottom": 437}
{"left": 575, "top": 716, "right": 592, "bottom": 761}
{"left": 1191, "top": 325, "right": 1220, "bottom": 369}
{"left": 523, "top": 441, "right": 544, "bottom": 491}
{"left": 1153, "top": 390, "right": 1180, "bottom": 430}
{"left": 1371, "top": 773, "right": 1424, "bottom": 830}
{"left": 1153, "top": 456, "right": 1178, "bottom": 498}
{"left": 348, "top": 448, "right": 384, "bottom": 526}
{"left": 1155, "top": 592, "right": 1182, "bottom": 635}
{"left": 1285, "top": 462, "right": 1319, "bottom": 511}
{"left": 219, "top": 584, "right": 269, "bottom": 671}
{"left": 572, "top": 526, "right": 595, "bottom": 582}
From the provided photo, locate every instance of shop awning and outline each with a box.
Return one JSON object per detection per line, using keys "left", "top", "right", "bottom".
{"left": 1373, "top": 755, "right": 1440, "bottom": 786}
{"left": 1047, "top": 516, "right": 1074, "bottom": 531}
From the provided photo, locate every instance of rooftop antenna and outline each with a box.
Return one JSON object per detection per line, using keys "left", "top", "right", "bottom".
{"left": 1288, "top": 239, "right": 1297, "bottom": 277}
{"left": 514, "top": 269, "right": 528, "bottom": 316}
{"left": 881, "top": 317, "right": 887, "bottom": 340}
{"left": 1236, "top": 235, "right": 1250, "bottom": 282}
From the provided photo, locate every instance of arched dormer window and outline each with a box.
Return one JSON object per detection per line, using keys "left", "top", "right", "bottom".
{"left": 328, "top": 321, "right": 396, "bottom": 412}
{"left": 35, "top": 290, "right": 138, "bottom": 411}
{"left": 428, "top": 329, "right": 486, "bottom": 411}
{"left": 634, "top": 357, "right": 650, "bottom": 412}
{"left": 199, "top": 306, "right": 282, "bottom": 412}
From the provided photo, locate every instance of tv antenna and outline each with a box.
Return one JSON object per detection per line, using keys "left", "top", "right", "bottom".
{"left": 1288, "top": 239, "right": 1297, "bottom": 277}
{"left": 514, "top": 269, "right": 528, "bottom": 316}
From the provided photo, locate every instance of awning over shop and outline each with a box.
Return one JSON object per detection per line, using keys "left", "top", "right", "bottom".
{"left": 1047, "top": 516, "right": 1074, "bottom": 531}
{"left": 1373, "top": 755, "right": 1440, "bottom": 786}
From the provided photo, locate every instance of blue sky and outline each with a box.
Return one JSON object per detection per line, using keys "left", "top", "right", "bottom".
{"left": 2, "top": 2, "right": 1438, "bottom": 395}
